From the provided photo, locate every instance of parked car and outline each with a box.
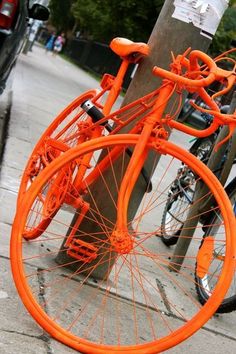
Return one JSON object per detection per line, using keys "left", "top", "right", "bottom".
{"left": 0, "top": 0, "right": 49, "bottom": 94}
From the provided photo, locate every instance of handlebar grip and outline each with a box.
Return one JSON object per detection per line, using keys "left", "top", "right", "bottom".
{"left": 153, "top": 67, "right": 216, "bottom": 87}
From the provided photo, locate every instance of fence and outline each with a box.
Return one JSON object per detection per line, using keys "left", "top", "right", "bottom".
{"left": 64, "top": 38, "right": 135, "bottom": 90}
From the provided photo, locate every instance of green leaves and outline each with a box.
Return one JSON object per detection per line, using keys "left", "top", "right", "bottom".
{"left": 70, "top": 0, "right": 165, "bottom": 42}
{"left": 49, "top": 0, "right": 75, "bottom": 33}
{"left": 48, "top": 0, "right": 234, "bottom": 56}
{"left": 210, "top": 6, "right": 236, "bottom": 55}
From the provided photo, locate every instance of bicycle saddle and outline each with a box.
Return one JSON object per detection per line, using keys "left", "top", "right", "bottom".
{"left": 110, "top": 37, "right": 149, "bottom": 61}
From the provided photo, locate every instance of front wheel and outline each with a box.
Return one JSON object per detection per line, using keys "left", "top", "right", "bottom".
{"left": 189, "top": 135, "right": 215, "bottom": 162}
{"left": 160, "top": 167, "right": 195, "bottom": 246}
{"left": 11, "top": 135, "right": 236, "bottom": 353}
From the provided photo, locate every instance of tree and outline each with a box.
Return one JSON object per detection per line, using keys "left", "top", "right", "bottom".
{"left": 210, "top": 6, "right": 236, "bottom": 55}
{"left": 48, "top": 0, "right": 235, "bottom": 53}
{"left": 71, "top": 0, "right": 164, "bottom": 42}
{"left": 48, "top": 0, "right": 76, "bottom": 34}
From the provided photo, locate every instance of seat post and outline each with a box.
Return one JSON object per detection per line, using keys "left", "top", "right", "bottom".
{"left": 103, "top": 59, "right": 129, "bottom": 115}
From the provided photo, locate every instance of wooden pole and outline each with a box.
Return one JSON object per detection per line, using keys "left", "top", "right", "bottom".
{"left": 170, "top": 91, "right": 236, "bottom": 271}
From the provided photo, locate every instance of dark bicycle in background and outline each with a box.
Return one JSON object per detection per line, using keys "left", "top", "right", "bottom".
{"left": 160, "top": 94, "right": 236, "bottom": 313}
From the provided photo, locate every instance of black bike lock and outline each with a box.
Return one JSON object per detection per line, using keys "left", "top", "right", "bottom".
{"left": 81, "top": 100, "right": 105, "bottom": 124}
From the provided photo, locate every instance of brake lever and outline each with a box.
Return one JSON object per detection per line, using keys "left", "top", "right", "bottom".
{"left": 214, "top": 123, "right": 236, "bottom": 150}
{"left": 190, "top": 100, "right": 236, "bottom": 149}
{"left": 212, "top": 66, "right": 236, "bottom": 99}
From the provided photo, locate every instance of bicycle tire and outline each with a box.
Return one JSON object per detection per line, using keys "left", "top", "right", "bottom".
{"left": 11, "top": 134, "right": 235, "bottom": 353}
{"left": 195, "top": 176, "right": 236, "bottom": 313}
{"left": 189, "top": 135, "right": 215, "bottom": 162}
{"left": 160, "top": 188, "right": 194, "bottom": 246}
{"left": 18, "top": 89, "right": 99, "bottom": 239}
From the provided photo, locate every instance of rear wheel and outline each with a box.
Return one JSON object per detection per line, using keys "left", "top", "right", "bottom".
{"left": 160, "top": 135, "right": 215, "bottom": 246}
{"left": 11, "top": 135, "right": 235, "bottom": 353}
{"left": 160, "top": 167, "right": 195, "bottom": 246}
{"left": 19, "top": 89, "right": 99, "bottom": 202}
{"left": 195, "top": 178, "right": 236, "bottom": 313}
{"left": 19, "top": 90, "right": 99, "bottom": 239}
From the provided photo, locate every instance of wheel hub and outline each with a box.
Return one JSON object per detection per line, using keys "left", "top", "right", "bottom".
{"left": 110, "top": 230, "right": 134, "bottom": 254}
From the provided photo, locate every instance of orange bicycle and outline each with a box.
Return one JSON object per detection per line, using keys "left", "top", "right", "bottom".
{"left": 11, "top": 45, "right": 236, "bottom": 353}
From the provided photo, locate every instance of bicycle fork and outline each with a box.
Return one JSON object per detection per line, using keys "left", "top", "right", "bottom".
{"left": 110, "top": 83, "right": 174, "bottom": 254}
{"left": 65, "top": 82, "right": 174, "bottom": 260}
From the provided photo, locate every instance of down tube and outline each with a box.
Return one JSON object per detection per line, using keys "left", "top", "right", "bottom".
{"left": 79, "top": 128, "right": 141, "bottom": 192}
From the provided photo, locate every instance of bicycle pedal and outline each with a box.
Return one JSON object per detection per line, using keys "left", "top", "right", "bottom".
{"left": 67, "top": 238, "right": 98, "bottom": 263}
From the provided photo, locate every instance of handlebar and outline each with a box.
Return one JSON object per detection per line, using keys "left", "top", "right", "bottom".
{"left": 153, "top": 50, "right": 236, "bottom": 92}
{"left": 163, "top": 86, "right": 221, "bottom": 138}
{"left": 152, "top": 49, "right": 236, "bottom": 142}
{"left": 153, "top": 50, "right": 218, "bottom": 87}
{"left": 153, "top": 67, "right": 216, "bottom": 87}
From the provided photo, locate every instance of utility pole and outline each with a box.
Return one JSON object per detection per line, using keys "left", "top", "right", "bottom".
{"left": 57, "top": 0, "right": 230, "bottom": 278}
{"left": 121, "top": 0, "right": 229, "bottom": 104}
{"left": 170, "top": 91, "right": 236, "bottom": 271}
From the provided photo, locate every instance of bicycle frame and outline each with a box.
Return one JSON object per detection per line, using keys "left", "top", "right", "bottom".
{"left": 96, "top": 83, "right": 231, "bottom": 252}
{"left": 25, "top": 47, "right": 236, "bottom": 260}
{"left": 66, "top": 80, "right": 233, "bottom": 254}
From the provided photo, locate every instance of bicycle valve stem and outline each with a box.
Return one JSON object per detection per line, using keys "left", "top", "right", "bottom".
{"left": 81, "top": 100, "right": 105, "bottom": 123}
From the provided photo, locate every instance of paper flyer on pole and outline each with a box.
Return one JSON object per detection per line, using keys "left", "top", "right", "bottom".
{"left": 172, "top": 0, "right": 229, "bottom": 38}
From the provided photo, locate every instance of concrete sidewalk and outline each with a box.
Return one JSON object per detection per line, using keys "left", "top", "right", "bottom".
{"left": 0, "top": 44, "right": 235, "bottom": 354}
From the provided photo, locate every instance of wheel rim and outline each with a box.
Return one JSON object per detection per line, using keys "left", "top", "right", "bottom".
{"left": 163, "top": 193, "right": 193, "bottom": 238}
{"left": 11, "top": 135, "right": 236, "bottom": 353}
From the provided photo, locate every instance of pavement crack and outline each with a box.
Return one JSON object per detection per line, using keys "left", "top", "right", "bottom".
{"left": 0, "top": 328, "right": 43, "bottom": 339}
{"left": 201, "top": 325, "right": 236, "bottom": 342}
{"left": 0, "top": 186, "right": 17, "bottom": 194}
{"left": 155, "top": 278, "right": 173, "bottom": 315}
{"left": 0, "top": 255, "right": 10, "bottom": 260}
{"left": 37, "top": 268, "right": 53, "bottom": 354}
{"left": 0, "top": 221, "right": 12, "bottom": 227}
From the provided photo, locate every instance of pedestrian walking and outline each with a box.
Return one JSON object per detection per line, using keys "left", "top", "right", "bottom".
{"left": 45, "top": 32, "right": 56, "bottom": 53}
{"left": 53, "top": 33, "right": 65, "bottom": 55}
